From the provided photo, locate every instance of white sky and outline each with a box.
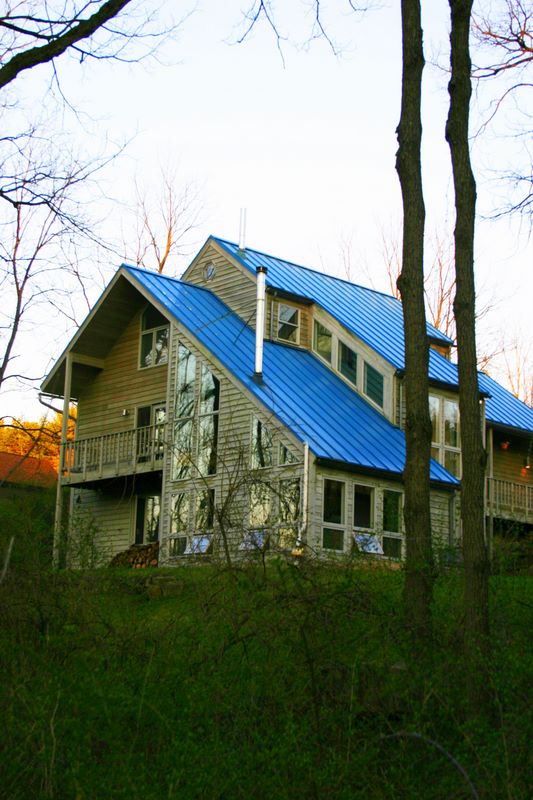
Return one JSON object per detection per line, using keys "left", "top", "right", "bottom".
{"left": 1, "top": 0, "right": 532, "bottom": 419}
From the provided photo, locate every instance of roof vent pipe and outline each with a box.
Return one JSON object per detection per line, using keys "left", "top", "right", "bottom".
{"left": 253, "top": 266, "right": 267, "bottom": 383}
{"left": 238, "top": 208, "right": 247, "bottom": 251}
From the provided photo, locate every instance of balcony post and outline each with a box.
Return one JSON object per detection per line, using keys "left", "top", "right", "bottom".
{"left": 54, "top": 352, "right": 73, "bottom": 567}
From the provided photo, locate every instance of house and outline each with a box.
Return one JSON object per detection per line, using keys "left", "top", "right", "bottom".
{"left": 41, "top": 236, "right": 533, "bottom": 565}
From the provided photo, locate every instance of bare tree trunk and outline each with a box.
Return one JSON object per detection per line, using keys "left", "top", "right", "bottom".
{"left": 446, "top": 0, "right": 491, "bottom": 715}
{"left": 396, "top": 0, "right": 433, "bottom": 643}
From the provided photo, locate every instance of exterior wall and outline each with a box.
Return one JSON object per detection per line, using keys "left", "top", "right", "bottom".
{"left": 184, "top": 244, "right": 257, "bottom": 324}
{"left": 491, "top": 431, "right": 533, "bottom": 486}
{"left": 68, "top": 486, "right": 134, "bottom": 566}
{"left": 75, "top": 307, "right": 168, "bottom": 439}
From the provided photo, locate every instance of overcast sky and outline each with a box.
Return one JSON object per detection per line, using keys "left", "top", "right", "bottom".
{"left": 2, "top": 0, "right": 531, "bottom": 418}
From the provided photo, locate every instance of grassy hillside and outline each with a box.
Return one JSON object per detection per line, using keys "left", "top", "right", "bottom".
{"left": 0, "top": 554, "right": 532, "bottom": 799}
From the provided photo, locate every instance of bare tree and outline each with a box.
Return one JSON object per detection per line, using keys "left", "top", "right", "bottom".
{"left": 395, "top": 0, "right": 434, "bottom": 645}
{"left": 0, "top": 1, "right": 180, "bottom": 91}
{"left": 124, "top": 169, "right": 201, "bottom": 275}
{"left": 472, "top": 1, "right": 533, "bottom": 217}
{"left": 446, "top": 0, "right": 491, "bottom": 716}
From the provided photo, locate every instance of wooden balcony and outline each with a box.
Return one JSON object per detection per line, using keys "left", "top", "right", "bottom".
{"left": 487, "top": 477, "right": 533, "bottom": 524}
{"left": 61, "top": 424, "right": 166, "bottom": 485}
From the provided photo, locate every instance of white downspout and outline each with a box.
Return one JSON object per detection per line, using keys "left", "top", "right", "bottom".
{"left": 296, "top": 441, "right": 309, "bottom": 550}
{"left": 253, "top": 266, "right": 267, "bottom": 382}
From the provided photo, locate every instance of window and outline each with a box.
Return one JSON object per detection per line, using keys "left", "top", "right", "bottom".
{"left": 173, "top": 343, "right": 196, "bottom": 480}
{"left": 169, "top": 492, "right": 190, "bottom": 556}
{"left": 353, "top": 484, "right": 374, "bottom": 529}
{"left": 278, "top": 478, "right": 300, "bottom": 548}
{"left": 139, "top": 307, "right": 168, "bottom": 368}
{"left": 185, "top": 489, "right": 215, "bottom": 554}
{"left": 429, "top": 394, "right": 461, "bottom": 477}
{"left": 323, "top": 528, "right": 344, "bottom": 551}
{"left": 338, "top": 342, "right": 357, "bottom": 386}
{"left": 249, "top": 482, "right": 272, "bottom": 528}
{"left": 313, "top": 321, "right": 332, "bottom": 363}
{"left": 382, "top": 536, "right": 402, "bottom": 559}
{"left": 198, "top": 366, "right": 220, "bottom": 476}
{"left": 323, "top": 479, "right": 345, "bottom": 524}
{"left": 135, "top": 495, "right": 160, "bottom": 544}
{"left": 383, "top": 490, "right": 401, "bottom": 533}
{"left": 277, "top": 304, "right": 300, "bottom": 343}
{"left": 322, "top": 479, "right": 345, "bottom": 552}
{"left": 364, "top": 362, "right": 384, "bottom": 407}
{"left": 279, "top": 443, "right": 299, "bottom": 465}
{"left": 251, "top": 417, "right": 273, "bottom": 468}
{"left": 136, "top": 404, "right": 166, "bottom": 462}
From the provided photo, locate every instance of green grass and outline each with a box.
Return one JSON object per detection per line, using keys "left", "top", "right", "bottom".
{"left": 0, "top": 558, "right": 532, "bottom": 799}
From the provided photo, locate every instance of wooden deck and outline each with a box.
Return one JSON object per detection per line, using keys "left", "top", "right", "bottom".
{"left": 487, "top": 477, "right": 533, "bottom": 524}
{"left": 61, "top": 424, "right": 167, "bottom": 485}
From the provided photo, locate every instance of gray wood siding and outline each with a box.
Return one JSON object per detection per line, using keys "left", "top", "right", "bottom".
{"left": 184, "top": 245, "right": 257, "bottom": 324}
{"left": 492, "top": 432, "right": 533, "bottom": 486}
{"left": 69, "top": 487, "right": 133, "bottom": 565}
{"left": 76, "top": 308, "right": 168, "bottom": 439}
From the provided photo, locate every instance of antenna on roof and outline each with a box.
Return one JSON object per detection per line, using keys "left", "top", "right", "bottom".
{"left": 238, "top": 208, "right": 247, "bottom": 252}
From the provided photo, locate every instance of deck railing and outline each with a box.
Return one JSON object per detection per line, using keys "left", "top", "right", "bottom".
{"left": 487, "top": 477, "right": 533, "bottom": 523}
{"left": 62, "top": 424, "right": 166, "bottom": 483}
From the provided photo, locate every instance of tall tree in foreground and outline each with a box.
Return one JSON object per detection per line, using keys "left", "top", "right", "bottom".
{"left": 446, "top": 0, "right": 490, "bottom": 713}
{"left": 395, "top": 0, "right": 433, "bottom": 643}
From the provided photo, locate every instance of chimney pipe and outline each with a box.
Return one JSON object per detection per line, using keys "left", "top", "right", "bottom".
{"left": 239, "top": 208, "right": 247, "bottom": 251}
{"left": 253, "top": 266, "right": 267, "bottom": 382}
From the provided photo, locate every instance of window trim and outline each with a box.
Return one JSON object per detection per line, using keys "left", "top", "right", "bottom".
{"left": 429, "top": 393, "right": 461, "bottom": 478}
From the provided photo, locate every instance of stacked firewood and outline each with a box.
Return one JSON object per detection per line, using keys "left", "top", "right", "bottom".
{"left": 109, "top": 542, "right": 159, "bottom": 569}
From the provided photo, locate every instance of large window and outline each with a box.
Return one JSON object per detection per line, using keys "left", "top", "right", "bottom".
{"left": 364, "top": 362, "right": 384, "bottom": 407}
{"left": 185, "top": 489, "right": 215, "bottom": 554}
{"left": 313, "top": 321, "right": 332, "bottom": 363}
{"left": 198, "top": 366, "right": 220, "bottom": 476}
{"left": 135, "top": 495, "right": 160, "bottom": 544}
{"left": 278, "top": 478, "right": 300, "bottom": 548}
{"left": 168, "top": 492, "right": 190, "bottom": 556}
{"left": 339, "top": 342, "right": 357, "bottom": 386}
{"left": 277, "top": 304, "right": 300, "bottom": 344}
{"left": 172, "top": 344, "right": 196, "bottom": 480}
{"left": 251, "top": 417, "right": 273, "bottom": 468}
{"left": 382, "top": 489, "right": 402, "bottom": 558}
{"left": 139, "top": 306, "right": 168, "bottom": 369}
{"left": 322, "top": 478, "right": 345, "bottom": 551}
{"left": 173, "top": 346, "right": 220, "bottom": 480}
{"left": 353, "top": 484, "right": 374, "bottom": 529}
{"left": 429, "top": 394, "right": 461, "bottom": 477}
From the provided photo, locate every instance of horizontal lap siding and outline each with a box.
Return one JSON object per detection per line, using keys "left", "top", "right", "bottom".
{"left": 69, "top": 488, "right": 133, "bottom": 565}
{"left": 76, "top": 309, "right": 168, "bottom": 439}
{"left": 492, "top": 437, "right": 533, "bottom": 486}
{"left": 185, "top": 248, "right": 257, "bottom": 324}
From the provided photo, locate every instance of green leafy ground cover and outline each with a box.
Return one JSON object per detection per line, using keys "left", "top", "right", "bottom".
{"left": 1, "top": 553, "right": 532, "bottom": 800}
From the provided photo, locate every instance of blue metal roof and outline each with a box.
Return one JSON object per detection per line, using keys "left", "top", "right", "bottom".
{"left": 479, "top": 371, "right": 533, "bottom": 434}
{"left": 124, "top": 264, "right": 459, "bottom": 486}
{"left": 212, "top": 237, "right": 454, "bottom": 381}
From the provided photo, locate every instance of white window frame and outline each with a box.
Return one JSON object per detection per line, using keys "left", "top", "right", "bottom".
{"left": 322, "top": 477, "right": 346, "bottom": 552}
{"left": 429, "top": 393, "right": 461, "bottom": 478}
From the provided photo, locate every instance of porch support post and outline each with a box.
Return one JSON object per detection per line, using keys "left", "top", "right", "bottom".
{"left": 486, "top": 425, "right": 494, "bottom": 564}
{"left": 54, "top": 352, "right": 72, "bottom": 567}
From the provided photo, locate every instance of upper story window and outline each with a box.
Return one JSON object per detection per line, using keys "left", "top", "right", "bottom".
{"left": 139, "top": 306, "right": 168, "bottom": 368}
{"left": 364, "top": 362, "right": 384, "bottom": 407}
{"left": 339, "top": 341, "right": 357, "bottom": 386}
{"left": 429, "top": 394, "right": 461, "bottom": 477}
{"left": 172, "top": 344, "right": 220, "bottom": 480}
{"left": 277, "top": 303, "right": 300, "bottom": 344}
{"left": 314, "top": 321, "right": 332, "bottom": 363}
{"left": 251, "top": 417, "right": 273, "bottom": 469}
